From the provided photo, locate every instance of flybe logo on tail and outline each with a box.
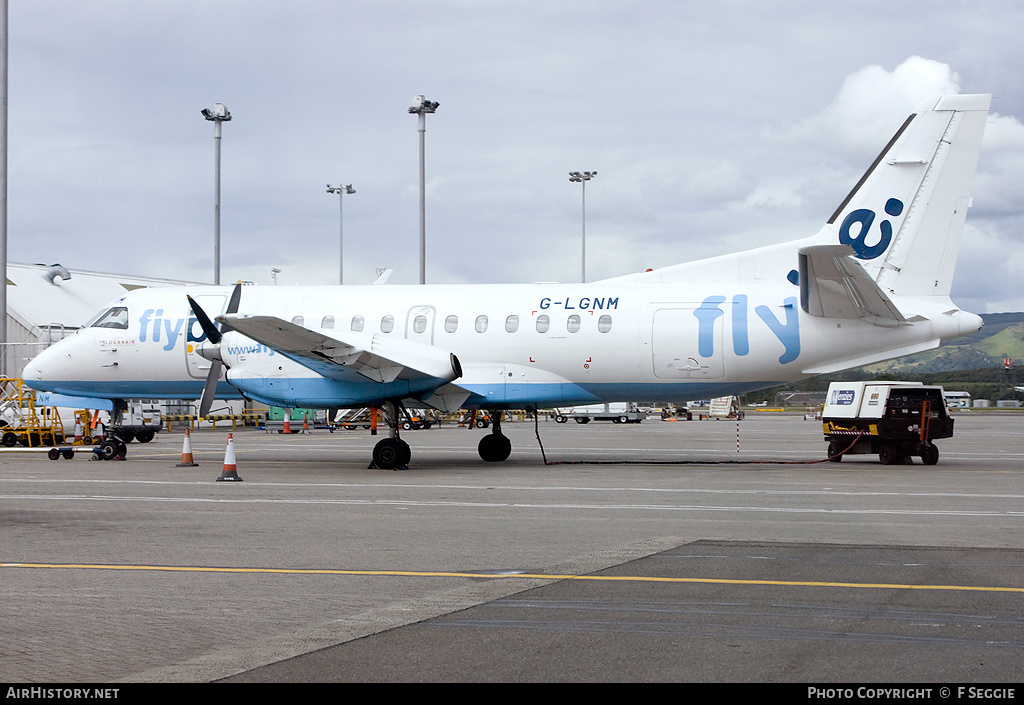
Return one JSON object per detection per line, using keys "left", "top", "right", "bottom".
{"left": 839, "top": 198, "right": 904, "bottom": 260}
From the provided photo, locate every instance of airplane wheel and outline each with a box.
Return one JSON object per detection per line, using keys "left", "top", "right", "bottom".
{"left": 478, "top": 433, "right": 512, "bottom": 462}
{"left": 372, "top": 438, "right": 410, "bottom": 470}
{"left": 99, "top": 439, "right": 119, "bottom": 460}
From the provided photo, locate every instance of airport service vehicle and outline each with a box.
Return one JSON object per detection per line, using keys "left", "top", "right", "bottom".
{"left": 707, "top": 396, "right": 743, "bottom": 420}
{"left": 23, "top": 95, "right": 990, "bottom": 469}
{"left": 555, "top": 403, "right": 647, "bottom": 424}
{"left": 822, "top": 381, "right": 953, "bottom": 465}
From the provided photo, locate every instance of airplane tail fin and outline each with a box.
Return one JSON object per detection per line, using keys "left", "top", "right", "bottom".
{"left": 813, "top": 94, "right": 990, "bottom": 299}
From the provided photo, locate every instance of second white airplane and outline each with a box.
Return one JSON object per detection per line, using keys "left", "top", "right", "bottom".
{"left": 24, "top": 94, "right": 991, "bottom": 468}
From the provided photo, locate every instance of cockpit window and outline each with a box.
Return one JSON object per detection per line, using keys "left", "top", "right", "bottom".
{"left": 90, "top": 306, "right": 129, "bottom": 330}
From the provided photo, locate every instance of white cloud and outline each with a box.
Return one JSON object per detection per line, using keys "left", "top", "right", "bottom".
{"left": 774, "top": 57, "right": 963, "bottom": 159}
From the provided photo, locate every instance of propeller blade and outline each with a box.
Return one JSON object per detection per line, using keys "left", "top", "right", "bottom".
{"left": 191, "top": 283, "right": 242, "bottom": 418}
{"left": 187, "top": 282, "right": 243, "bottom": 344}
{"left": 187, "top": 295, "right": 222, "bottom": 344}
{"left": 199, "top": 360, "right": 222, "bottom": 418}
{"left": 226, "top": 281, "right": 242, "bottom": 315}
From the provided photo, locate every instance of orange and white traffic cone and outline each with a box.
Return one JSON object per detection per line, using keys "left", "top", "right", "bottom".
{"left": 216, "top": 433, "right": 242, "bottom": 482}
{"left": 302, "top": 414, "right": 310, "bottom": 434}
{"left": 175, "top": 427, "right": 199, "bottom": 467}
{"left": 281, "top": 412, "right": 292, "bottom": 434}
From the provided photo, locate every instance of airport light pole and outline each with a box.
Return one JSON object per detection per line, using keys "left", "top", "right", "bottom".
{"left": 326, "top": 184, "right": 355, "bottom": 285}
{"left": 569, "top": 171, "right": 596, "bottom": 283}
{"left": 0, "top": 1, "right": 8, "bottom": 376}
{"left": 201, "top": 103, "right": 231, "bottom": 285}
{"left": 408, "top": 95, "right": 439, "bottom": 285}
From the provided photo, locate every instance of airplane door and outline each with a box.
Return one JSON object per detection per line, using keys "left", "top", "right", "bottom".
{"left": 405, "top": 306, "right": 436, "bottom": 345}
{"left": 652, "top": 307, "right": 725, "bottom": 379}
{"left": 186, "top": 294, "right": 227, "bottom": 379}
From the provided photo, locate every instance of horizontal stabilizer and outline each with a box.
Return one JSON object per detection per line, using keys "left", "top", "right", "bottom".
{"left": 218, "top": 313, "right": 463, "bottom": 384}
{"left": 798, "top": 245, "right": 906, "bottom": 326}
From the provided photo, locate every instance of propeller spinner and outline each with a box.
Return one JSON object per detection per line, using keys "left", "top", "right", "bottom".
{"left": 187, "top": 283, "right": 242, "bottom": 417}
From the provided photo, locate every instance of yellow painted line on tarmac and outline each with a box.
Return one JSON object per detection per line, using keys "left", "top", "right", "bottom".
{"left": 3, "top": 561, "right": 1023, "bottom": 594}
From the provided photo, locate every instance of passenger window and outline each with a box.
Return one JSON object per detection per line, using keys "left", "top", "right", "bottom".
{"left": 90, "top": 307, "right": 129, "bottom": 330}
{"left": 475, "top": 315, "right": 488, "bottom": 333}
{"left": 505, "top": 315, "right": 519, "bottom": 333}
{"left": 567, "top": 314, "right": 581, "bottom": 333}
{"left": 444, "top": 315, "right": 458, "bottom": 333}
{"left": 536, "top": 315, "right": 550, "bottom": 333}
{"left": 351, "top": 315, "right": 364, "bottom": 332}
{"left": 598, "top": 315, "right": 612, "bottom": 333}
{"left": 322, "top": 315, "right": 335, "bottom": 329}
{"left": 413, "top": 315, "right": 427, "bottom": 334}
{"left": 381, "top": 315, "right": 394, "bottom": 333}
{"left": 291, "top": 315, "right": 304, "bottom": 327}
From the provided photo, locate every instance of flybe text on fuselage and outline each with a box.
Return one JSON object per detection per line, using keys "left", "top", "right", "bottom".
{"left": 695, "top": 294, "right": 801, "bottom": 365}
{"left": 138, "top": 309, "right": 207, "bottom": 351}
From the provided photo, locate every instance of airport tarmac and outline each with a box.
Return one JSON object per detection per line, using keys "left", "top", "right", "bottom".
{"left": 1, "top": 411, "right": 1022, "bottom": 683}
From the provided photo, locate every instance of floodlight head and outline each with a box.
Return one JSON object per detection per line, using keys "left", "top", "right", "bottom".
{"left": 202, "top": 103, "right": 232, "bottom": 121}
{"left": 408, "top": 95, "right": 439, "bottom": 114}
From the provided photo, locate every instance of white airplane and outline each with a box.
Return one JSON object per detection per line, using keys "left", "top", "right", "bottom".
{"left": 24, "top": 94, "right": 991, "bottom": 469}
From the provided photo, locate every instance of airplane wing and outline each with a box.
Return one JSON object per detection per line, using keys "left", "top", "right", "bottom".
{"left": 217, "top": 313, "right": 463, "bottom": 385}
{"left": 798, "top": 245, "right": 907, "bottom": 326}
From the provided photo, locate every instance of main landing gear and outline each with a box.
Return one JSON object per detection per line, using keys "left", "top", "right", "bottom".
{"left": 367, "top": 402, "right": 514, "bottom": 469}
{"left": 369, "top": 401, "right": 412, "bottom": 470}
{"left": 477, "top": 411, "right": 511, "bottom": 462}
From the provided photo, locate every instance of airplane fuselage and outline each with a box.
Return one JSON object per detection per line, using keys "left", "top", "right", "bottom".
{"left": 24, "top": 276, "right": 977, "bottom": 410}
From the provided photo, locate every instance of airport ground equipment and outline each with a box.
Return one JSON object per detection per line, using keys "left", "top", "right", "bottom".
{"left": 707, "top": 396, "right": 743, "bottom": 420}
{"left": 821, "top": 381, "right": 953, "bottom": 465}
{"left": 554, "top": 403, "right": 647, "bottom": 424}
{"left": 335, "top": 407, "right": 374, "bottom": 429}
{"left": 0, "top": 378, "right": 65, "bottom": 447}
{"left": 113, "top": 401, "right": 161, "bottom": 443}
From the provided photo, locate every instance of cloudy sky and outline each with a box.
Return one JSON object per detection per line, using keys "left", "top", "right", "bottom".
{"left": 8, "top": 0, "right": 1024, "bottom": 312}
